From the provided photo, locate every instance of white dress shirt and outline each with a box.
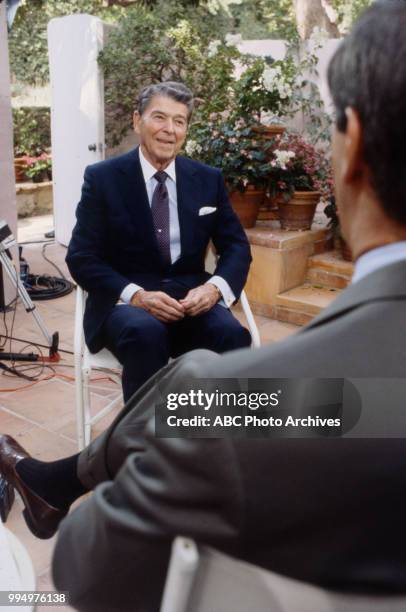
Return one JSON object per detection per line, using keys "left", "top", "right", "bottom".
{"left": 120, "top": 147, "right": 235, "bottom": 307}
{"left": 352, "top": 241, "right": 406, "bottom": 284}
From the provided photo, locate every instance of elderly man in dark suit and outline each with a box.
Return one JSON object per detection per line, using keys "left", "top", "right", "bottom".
{"left": 66, "top": 81, "right": 252, "bottom": 401}
{"left": 1, "top": 2, "right": 406, "bottom": 611}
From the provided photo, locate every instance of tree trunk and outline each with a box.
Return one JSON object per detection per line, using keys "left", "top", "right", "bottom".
{"left": 293, "top": 0, "right": 340, "bottom": 39}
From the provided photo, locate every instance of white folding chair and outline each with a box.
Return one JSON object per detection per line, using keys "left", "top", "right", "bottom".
{"left": 161, "top": 537, "right": 406, "bottom": 612}
{"left": 74, "top": 282, "right": 260, "bottom": 450}
{"left": 74, "top": 286, "right": 123, "bottom": 450}
{"left": 2, "top": 525, "right": 36, "bottom": 612}
{"left": 205, "top": 246, "right": 260, "bottom": 348}
{"left": 239, "top": 289, "right": 261, "bottom": 348}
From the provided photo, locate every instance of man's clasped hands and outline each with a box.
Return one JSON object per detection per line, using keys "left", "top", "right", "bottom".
{"left": 130, "top": 283, "right": 221, "bottom": 322}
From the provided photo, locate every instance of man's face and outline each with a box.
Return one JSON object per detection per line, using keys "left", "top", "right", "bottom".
{"left": 133, "top": 95, "right": 189, "bottom": 168}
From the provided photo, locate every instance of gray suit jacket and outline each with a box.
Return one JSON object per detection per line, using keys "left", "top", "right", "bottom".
{"left": 52, "top": 260, "right": 406, "bottom": 611}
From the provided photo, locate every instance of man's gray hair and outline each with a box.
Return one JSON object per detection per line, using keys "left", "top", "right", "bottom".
{"left": 136, "top": 82, "right": 194, "bottom": 121}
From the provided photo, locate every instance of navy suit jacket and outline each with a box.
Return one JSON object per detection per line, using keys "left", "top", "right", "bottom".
{"left": 66, "top": 148, "right": 252, "bottom": 352}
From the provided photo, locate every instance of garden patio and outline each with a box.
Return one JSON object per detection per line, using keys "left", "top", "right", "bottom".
{"left": 0, "top": 0, "right": 368, "bottom": 604}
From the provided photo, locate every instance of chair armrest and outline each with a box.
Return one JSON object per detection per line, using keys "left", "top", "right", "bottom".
{"left": 240, "top": 290, "right": 261, "bottom": 348}
{"left": 74, "top": 285, "right": 86, "bottom": 361}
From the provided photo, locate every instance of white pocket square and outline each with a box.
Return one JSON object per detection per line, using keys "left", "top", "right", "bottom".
{"left": 199, "top": 206, "right": 217, "bottom": 216}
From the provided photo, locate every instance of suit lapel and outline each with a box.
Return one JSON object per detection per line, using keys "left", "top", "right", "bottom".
{"left": 303, "top": 259, "right": 406, "bottom": 332}
{"left": 117, "top": 147, "right": 161, "bottom": 262}
{"left": 176, "top": 156, "right": 200, "bottom": 257}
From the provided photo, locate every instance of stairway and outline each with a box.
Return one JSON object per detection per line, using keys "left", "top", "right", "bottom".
{"left": 273, "top": 251, "right": 354, "bottom": 326}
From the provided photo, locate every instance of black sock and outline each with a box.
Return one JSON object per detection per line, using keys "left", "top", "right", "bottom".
{"left": 15, "top": 453, "right": 88, "bottom": 510}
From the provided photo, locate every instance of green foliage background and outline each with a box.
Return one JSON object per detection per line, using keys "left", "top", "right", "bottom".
{"left": 12, "top": 107, "right": 51, "bottom": 156}
{"left": 332, "top": 0, "right": 373, "bottom": 32}
{"left": 8, "top": 0, "right": 126, "bottom": 86}
{"left": 8, "top": 0, "right": 374, "bottom": 88}
{"left": 99, "top": 2, "right": 235, "bottom": 145}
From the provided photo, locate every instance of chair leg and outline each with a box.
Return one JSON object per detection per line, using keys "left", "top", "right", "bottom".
{"left": 83, "top": 366, "right": 92, "bottom": 447}
{"left": 75, "top": 373, "right": 86, "bottom": 451}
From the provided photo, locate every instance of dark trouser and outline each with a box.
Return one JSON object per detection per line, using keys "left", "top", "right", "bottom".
{"left": 78, "top": 349, "right": 218, "bottom": 488}
{"left": 101, "top": 301, "right": 251, "bottom": 402}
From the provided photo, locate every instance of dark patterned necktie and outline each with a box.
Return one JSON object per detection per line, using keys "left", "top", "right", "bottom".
{"left": 151, "top": 171, "right": 171, "bottom": 266}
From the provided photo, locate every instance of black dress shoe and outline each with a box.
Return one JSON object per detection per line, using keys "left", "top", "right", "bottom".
{"left": 0, "top": 435, "right": 67, "bottom": 539}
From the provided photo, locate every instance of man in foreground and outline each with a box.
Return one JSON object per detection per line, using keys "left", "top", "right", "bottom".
{"left": 1, "top": 2, "right": 406, "bottom": 610}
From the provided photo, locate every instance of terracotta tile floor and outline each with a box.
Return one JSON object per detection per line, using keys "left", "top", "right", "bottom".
{"left": 0, "top": 214, "right": 298, "bottom": 610}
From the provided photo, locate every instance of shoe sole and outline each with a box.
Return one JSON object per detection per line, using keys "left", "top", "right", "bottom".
{"left": 22, "top": 506, "right": 64, "bottom": 540}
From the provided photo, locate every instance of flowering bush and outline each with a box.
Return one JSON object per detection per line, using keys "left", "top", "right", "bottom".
{"left": 267, "top": 133, "right": 333, "bottom": 201}
{"left": 232, "top": 56, "right": 296, "bottom": 122}
{"left": 186, "top": 114, "right": 273, "bottom": 192}
{"left": 24, "top": 153, "right": 52, "bottom": 183}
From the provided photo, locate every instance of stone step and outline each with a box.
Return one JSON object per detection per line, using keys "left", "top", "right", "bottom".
{"left": 306, "top": 267, "right": 350, "bottom": 289}
{"left": 306, "top": 250, "right": 354, "bottom": 290}
{"left": 308, "top": 250, "right": 354, "bottom": 276}
{"left": 274, "top": 283, "right": 341, "bottom": 326}
{"left": 272, "top": 306, "right": 314, "bottom": 327}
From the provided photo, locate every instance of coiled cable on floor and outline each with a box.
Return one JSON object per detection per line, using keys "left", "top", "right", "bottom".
{"left": 24, "top": 274, "right": 74, "bottom": 300}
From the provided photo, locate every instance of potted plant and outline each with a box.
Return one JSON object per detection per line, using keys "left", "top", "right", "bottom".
{"left": 186, "top": 114, "right": 273, "bottom": 228}
{"left": 267, "top": 132, "right": 333, "bottom": 231}
{"left": 14, "top": 155, "right": 28, "bottom": 183}
{"left": 13, "top": 107, "right": 51, "bottom": 183}
{"left": 232, "top": 56, "right": 296, "bottom": 139}
{"left": 24, "top": 153, "right": 52, "bottom": 183}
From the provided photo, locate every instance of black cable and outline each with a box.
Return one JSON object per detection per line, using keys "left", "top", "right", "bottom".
{"left": 0, "top": 361, "right": 33, "bottom": 381}
{"left": 18, "top": 242, "right": 73, "bottom": 300}
{"left": 24, "top": 274, "right": 74, "bottom": 300}
{"left": 0, "top": 335, "right": 73, "bottom": 355}
{"left": 41, "top": 242, "right": 67, "bottom": 279}
{"left": 0, "top": 247, "right": 71, "bottom": 379}
{"left": 18, "top": 239, "right": 54, "bottom": 246}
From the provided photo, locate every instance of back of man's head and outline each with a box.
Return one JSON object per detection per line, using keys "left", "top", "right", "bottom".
{"left": 328, "top": 0, "right": 406, "bottom": 226}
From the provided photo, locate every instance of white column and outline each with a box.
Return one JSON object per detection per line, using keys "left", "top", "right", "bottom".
{"left": 0, "top": 1, "right": 18, "bottom": 305}
{"left": 48, "top": 14, "right": 105, "bottom": 246}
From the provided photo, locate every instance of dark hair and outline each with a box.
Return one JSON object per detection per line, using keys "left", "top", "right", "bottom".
{"left": 328, "top": 0, "right": 406, "bottom": 225}
{"left": 136, "top": 82, "right": 194, "bottom": 121}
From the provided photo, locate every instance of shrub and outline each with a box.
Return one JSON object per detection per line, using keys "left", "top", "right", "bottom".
{"left": 98, "top": 2, "right": 233, "bottom": 146}
{"left": 12, "top": 106, "right": 51, "bottom": 156}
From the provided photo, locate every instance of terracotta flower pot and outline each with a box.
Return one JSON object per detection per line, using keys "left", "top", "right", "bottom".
{"left": 14, "top": 157, "right": 28, "bottom": 183}
{"left": 277, "top": 190, "right": 320, "bottom": 231}
{"left": 229, "top": 186, "right": 264, "bottom": 228}
{"left": 258, "top": 191, "right": 283, "bottom": 221}
{"left": 252, "top": 124, "right": 286, "bottom": 140}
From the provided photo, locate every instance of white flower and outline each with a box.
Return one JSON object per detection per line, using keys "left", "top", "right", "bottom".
{"left": 207, "top": 40, "right": 221, "bottom": 58}
{"left": 185, "top": 140, "right": 202, "bottom": 157}
{"left": 262, "top": 66, "right": 292, "bottom": 100}
{"left": 263, "top": 65, "right": 281, "bottom": 89}
{"left": 272, "top": 149, "right": 295, "bottom": 170}
{"left": 225, "top": 33, "right": 242, "bottom": 47}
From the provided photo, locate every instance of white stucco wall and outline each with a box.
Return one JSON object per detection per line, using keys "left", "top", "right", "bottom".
{"left": 239, "top": 38, "right": 340, "bottom": 115}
